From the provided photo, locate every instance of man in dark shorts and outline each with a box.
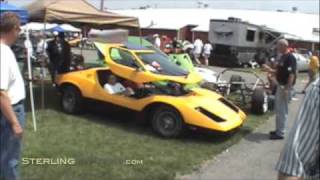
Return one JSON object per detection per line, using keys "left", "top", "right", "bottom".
{"left": 263, "top": 39, "right": 297, "bottom": 140}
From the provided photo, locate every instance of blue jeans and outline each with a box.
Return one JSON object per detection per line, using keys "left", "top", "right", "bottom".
{"left": 274, "top": 86, "right": 289, "bottom": 137}
{"left": 0, "top": 102, "right": 25, "bottom": 180}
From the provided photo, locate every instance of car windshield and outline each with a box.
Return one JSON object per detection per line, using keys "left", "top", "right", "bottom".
{"left": 136, "top": 52, "right": 188, "bottom": 76}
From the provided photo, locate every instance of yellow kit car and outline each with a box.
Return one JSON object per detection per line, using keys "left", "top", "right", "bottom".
{"left": 68, "top": 38, "right": 81, "bottom": 47}
{"left": 56, "top": 43, "right": 246, "bottom": 137}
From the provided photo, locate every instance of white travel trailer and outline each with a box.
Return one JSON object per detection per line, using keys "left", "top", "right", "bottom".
{"left": 209, "top": 17, "right": 283, "bottom": 67}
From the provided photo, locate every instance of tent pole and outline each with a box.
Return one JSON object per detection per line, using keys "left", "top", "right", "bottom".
{"left": 138, "top": 22, "right": 142, "bottom": 46}
{"left": 100, "top": 0, "right": 105, "bottom": 11}
{"left": 26, "top": 27, "right": 37, "bottom": 132}
{"left": 41, "top": 12, "right": 48, "bottom": 110}
{"left": 80, "top": 26, "right": 83, "bottom": 56}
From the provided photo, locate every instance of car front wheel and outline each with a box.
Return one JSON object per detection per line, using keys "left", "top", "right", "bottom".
{"left": 151, "top": 106, "right": 184, "bottom": 138}
{"left": 61, "top": 85, "right": 83, "bottom": 114}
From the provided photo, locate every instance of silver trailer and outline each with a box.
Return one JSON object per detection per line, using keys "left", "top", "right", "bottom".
{"left": 209, "top": 17, "right": 282, "bottom": 67}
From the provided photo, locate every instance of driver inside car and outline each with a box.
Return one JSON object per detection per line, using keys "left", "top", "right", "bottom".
{"left": 104, "top": 74, "right": 134, "bottom": 96}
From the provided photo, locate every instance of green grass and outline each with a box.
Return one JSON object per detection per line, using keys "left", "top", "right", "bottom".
{"left": 21, "top": 84, "right": 272, "bottom": 180}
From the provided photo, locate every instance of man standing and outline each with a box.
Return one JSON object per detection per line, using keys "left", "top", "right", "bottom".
{"left": 0, "top": 12, "right": 25, "bottom": 180}
{"left": 47, "top": 31, "right": 71, "bottom": 84}
{"left": 276, "top": 78, "right": 319, "bottom": 179}
{"left": 202, "top": 40, "right": 213, "bottom": 66}
{"left": 263, "top": 39, "right": 297, "bottom": 140}
{"left": 36, "top": 34, "right": 47, "bottom": 55}
{"left": 193, "top": 38, "right": 203, "bottom": 65}
{"left": 153, "top": 34, "right": 161, "bottom": 49}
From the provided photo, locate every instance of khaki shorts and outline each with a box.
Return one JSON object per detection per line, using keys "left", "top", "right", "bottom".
{"left": 203, "top": 53, "right": 210, "bottom": 59}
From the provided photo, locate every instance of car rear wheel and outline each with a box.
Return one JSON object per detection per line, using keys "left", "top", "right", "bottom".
{"left": 151, "top": 106, "right": 184, "bottom": 138}
{"left": 61, "top": 85, "right": 83, "bottom": 114}
{"left": 251, "top": 88, "right": 268, "bottom": 114}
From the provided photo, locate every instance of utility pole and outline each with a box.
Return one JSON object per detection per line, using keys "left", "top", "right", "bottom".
{"left": 100, "top": 0, "right": 104, "bottom": 11}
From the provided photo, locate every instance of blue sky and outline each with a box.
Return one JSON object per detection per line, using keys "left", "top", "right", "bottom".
{"left": 6, "top": 0, "right": 320, "bottom": 14}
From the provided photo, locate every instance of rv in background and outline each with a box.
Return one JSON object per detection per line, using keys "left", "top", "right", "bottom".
{"left": 208, "top": 17, "right": 282, "bottom": 67}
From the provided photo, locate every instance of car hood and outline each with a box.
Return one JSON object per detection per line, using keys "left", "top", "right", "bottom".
{"left": 152, "top": 71, "right": 202, "bottom": 84}
{"left": 184, "top": 88, "right": 245, "bottom": 122}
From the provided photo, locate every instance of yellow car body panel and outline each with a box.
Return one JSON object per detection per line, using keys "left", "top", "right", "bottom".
{"left": 56, "top": 42, "right": 246, "bottom": 132}
{"left": 94, "top": 42, "right": 203, "bottom": 84}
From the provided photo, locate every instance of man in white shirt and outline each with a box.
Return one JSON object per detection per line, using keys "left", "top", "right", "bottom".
{"left": 24, "top": 36, "right": 33, "bottom": 57}
{"left": 153, "top": 34, "right": 161, "bottom": 49}
{"left": 36, "top": 35, "right": 47, "bottom": 55}
{"left": 104, "top": 74, "right": 134, "bottom": 96}
{"left": 193, "top": 38, "right": 203, "bottom": 64}
{"left": 203, "top": 41, "right": 213, "bottom": 66}
{"left": 0, "top": 12, "right": 25, "bottom": 180}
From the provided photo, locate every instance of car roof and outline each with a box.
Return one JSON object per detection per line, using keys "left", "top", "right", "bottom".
{"left": 122, "top": 42, "right": 152, "bottom": 51}
{"left": 95, "top": 41, "right": 156, "bottom": 53}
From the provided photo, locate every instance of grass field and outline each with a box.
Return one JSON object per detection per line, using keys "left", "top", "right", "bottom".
{"left": 21, "top": 84, "right": 272, "bottom": 180}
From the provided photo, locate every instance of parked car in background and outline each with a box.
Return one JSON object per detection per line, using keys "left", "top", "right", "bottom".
{"left": 293, "top": 53, "right": 310, "bottom": 72}
{"left": 68, "top": 37, "right": 95, "bottom": 49}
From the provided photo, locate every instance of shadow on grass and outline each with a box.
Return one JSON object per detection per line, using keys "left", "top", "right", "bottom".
{"left": 25, "top": 81, "right": 62, "bottom": 112}
{"left": 25, "top": 82, "right": 258, "bottom": 144}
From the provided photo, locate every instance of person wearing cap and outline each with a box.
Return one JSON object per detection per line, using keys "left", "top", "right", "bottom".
{"left": 302, "top": 55, "right": 319, "bottom": 94}
{"left": 0, "top": 12, "right": 25, "bottom": 180}
{"left": 262, "top": 39, "right": 297, "bottom": 140}
{"left": 46, "top": 31, "right": 59, "bottom": 83}
{"left": 46, "top": 31, "right": 71, "bottom": 84}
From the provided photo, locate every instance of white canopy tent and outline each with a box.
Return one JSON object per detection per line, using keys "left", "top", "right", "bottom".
{"left": 59, "top": 24, "right": 81, "bottom": 32}
{"left": 24, "top": 0, "right": 140, "bottom": 111}
{"left": 21, "top": 22, "right": 81, "bottom": 32}
{"left": 21, "top": 22, "right": 57, "bottom": 31}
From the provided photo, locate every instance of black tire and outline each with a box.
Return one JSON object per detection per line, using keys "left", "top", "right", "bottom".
{"left": 251, "top": 88, "right": 268, "bottom": 114}
{"left": 243, "top": 63, "right": 250, "bottom": 68}
{"left": 230, "top": 75, "right": 244, "bottom": 92}
{"left": 151, "top": 105, "right": 184, "bottom": 138}
{"left": 61, "top": 85, "right": 83, "bottom": 114}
